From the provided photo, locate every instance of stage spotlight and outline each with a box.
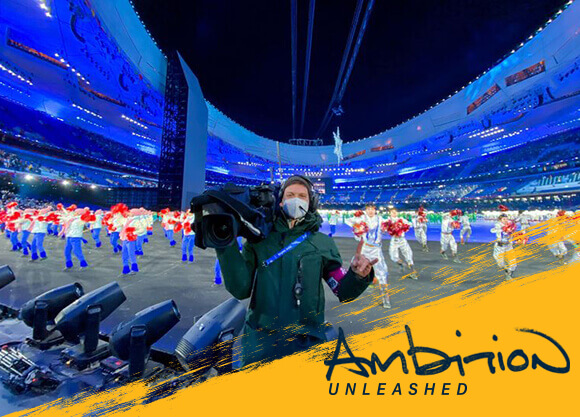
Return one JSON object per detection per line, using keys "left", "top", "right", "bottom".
{"left": 0, "top": 265, "right": 15, "bottom": 291}
{"left": 24, "top": 174, "right": 34, "bottom": 181}
{"left": 56, "top": 282, "right": 127, "bottom": 368}
{"left": 175, "top": 298, "right": 245, "bottom": 376}
{"left": 55, "top": 282, "right": 126, "bottom": 344}
{"left": 90, "top": 184, "right": 97, "bottom": 190}
{"left": 61, "top": 180, "right": 70, "bottom": 186}
{"left": 109, "top": 300, "right": 181, "bottom": 377}
{"left": 20, "top": 283, "right": 84, "bottom": 329}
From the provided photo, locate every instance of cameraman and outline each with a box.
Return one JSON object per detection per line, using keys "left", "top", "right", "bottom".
{"left": 216, "top": 175, "right": 377, "bottom": 366}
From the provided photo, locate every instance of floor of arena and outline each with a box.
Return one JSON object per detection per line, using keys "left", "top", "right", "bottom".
{"left": 0, "top": 222, "right": 564, "bottom": 356}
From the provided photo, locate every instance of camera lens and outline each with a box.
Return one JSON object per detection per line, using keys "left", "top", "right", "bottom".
{"left": 202, "top": 214, "right": 238, "bottom": 248}
{"left": 211, "top": 222, "right": 232, "bottom": 241}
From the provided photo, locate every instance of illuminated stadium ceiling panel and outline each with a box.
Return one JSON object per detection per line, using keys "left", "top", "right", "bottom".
{"left": 0, "top": 0, "right": 164, "bottom": 155}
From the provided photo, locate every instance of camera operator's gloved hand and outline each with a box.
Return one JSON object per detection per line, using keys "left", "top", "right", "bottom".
{"left": 350, "top": 239, "right": 378, "bottom": 278}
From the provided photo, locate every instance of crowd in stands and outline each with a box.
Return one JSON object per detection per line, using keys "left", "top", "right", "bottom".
{"left": 0, "top": 145, "right": 157, "bottom": 188}
{"left": 0, "top": 96, "right": 159, "bottom": 176}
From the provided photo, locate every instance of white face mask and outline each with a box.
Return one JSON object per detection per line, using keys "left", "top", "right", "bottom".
{"left": 283, "top": 197, "right": 309, "bottom": 219}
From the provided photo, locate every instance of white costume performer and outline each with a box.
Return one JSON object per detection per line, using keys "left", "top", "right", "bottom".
{"left": 516, "top": 212, "right": 531, "bottom": 231}
{"left": 491, "top": 220, "right": 517, "bottom": 279}
{"left": 548, "top": 211, "right": 569, "bottom": 262}
{"left": 347, "top": 212, "right": 390, "bottom": 308}
{"left": 459, "top": 214, "right": 472, "bottom": 244}
{"left": 413, "top": 213, "right": 428, "bottom": 251}
{"left": 386, "top": 216, "right": 415, "bottom": 274}
{"left": 440, "top": 213, "right": 460, "bottom": 262}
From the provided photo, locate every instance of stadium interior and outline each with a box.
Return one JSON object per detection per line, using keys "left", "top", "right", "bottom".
{"left": 0, "top": 0, "right": 578, "bottom": 412}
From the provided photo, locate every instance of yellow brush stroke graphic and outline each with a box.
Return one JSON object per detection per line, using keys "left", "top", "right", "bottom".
{"left": 7, "top": 216, "right": 580, "bottom": 416}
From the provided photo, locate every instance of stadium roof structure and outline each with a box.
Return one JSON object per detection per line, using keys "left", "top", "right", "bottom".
{"left": 1, "top": 0, "right": 579, "bottom": 168}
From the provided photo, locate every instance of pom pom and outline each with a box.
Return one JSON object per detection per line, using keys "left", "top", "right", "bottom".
{"left": 502, "top": 220, "right": 517, "bottom": 234}
{"left": 353, "top": 222, "right": 369, "bottom": 237}
{"left": 384, "top": 219, "right": 410, "bottom": 237}
{"left": 125, "top": 227, "right": 137, "bottom": 241}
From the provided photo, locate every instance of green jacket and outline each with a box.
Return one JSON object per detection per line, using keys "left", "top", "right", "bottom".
{"left": 216, "top": 211, "right": 372, "bottom": 339}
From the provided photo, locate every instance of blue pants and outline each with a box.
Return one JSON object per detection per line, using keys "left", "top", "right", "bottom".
{"left": 122, "top": 240, "right": 138, "bottom": 272}
{"left": 5, "top": 229, "right": 10, "bottom": 239}
{"left": 64, "top": 237, "right": 87, "bottom": 268}
{"left": 10, "top": 231, "right": 20, "bottom": 250}
{"left": 136, "top": 234, "right": 146, "bottom": 255}
{"left": 21, "top": 230, "right": 31, "bottom": 255}
{"left": 47, "top": 224, "right": 53, "bottom": 235}
{"left": 110, "top": 231, "right": 121, "bottom": 252}
{"left": 31, "top": 233, "right": 47, "bottom": 260}
{"left": 166, "top": 229, "right": 175, "bottom": 245}
{"left": 91, "top": 228, "right": 102, "bottom": 247}
{"left": 329, "top": 225, "right": 336, "bottom": 237}
{"left": 182, "top": 235, "right": 195, "bottom": 261}
{"left": 214, "top": 259, "right": 222, "bottom": 285}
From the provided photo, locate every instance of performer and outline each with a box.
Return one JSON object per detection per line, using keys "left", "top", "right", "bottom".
{"left": 459, "top": 210, "right": 472, "bottom": 245}
{"left": 491, "top": 213, "right": 517, "bottom": 279}
{"left": 413, "top": 206, "right": 429, "bottom": 252}
{"left": 160, "top": 208, "right": 177, "bottom": 246}
{"left": 516, "top": 209, "right": 532, "bottom": 245}
{"left": 135, "top": 209, "right": 149, "bottom": 256}
{"left": 19, "top": 209, "right": 34, "bottom": 256}
{"left": 181, "top": 210, "right": 195, "bottom": 263}
{"left": 89, "top": 209, "right": 104, "bottom": 248}
{"left": 548, "top": 210, "right": 569, "bottom": 264}
{"left": 328, "top": 210, "right": 340, "bottom": 237}
{"left": 61, "top": 208, "right": 91, "bottom": 270}
{"left": 120, "top": 209, "right": 146, "bottom": 275}
{"left": 347, "top": 203, "right": 391, "bottom": 308}
{"left": 6, "top": 207, "right": 21, "bottom": 251}
{"left": 105, "top": 204, "right": 126, "bottom": 253}
{"left": 385, "top": 207, "right": 418, "bottom": 279}
{"left": 30, "top": 207, "right": 51, "bottom": 261}
{"left": 440, "top": 209, "right": 462, "bottom": 263}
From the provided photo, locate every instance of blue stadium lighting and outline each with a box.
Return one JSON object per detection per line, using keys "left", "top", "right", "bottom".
{"left": 72, "top": 103, "right": 102, "bottom": 119}
{"left": 76, "top": 116, "right": 104, "bottom": 129}
{"left": 0, "top": 63, "right": 33, "bottom": 86}
{"left": 121, "top": 114, "right": 148, "bottom": 130}
{"left": 131, "top": 132, "right": 154, "bottom": 141}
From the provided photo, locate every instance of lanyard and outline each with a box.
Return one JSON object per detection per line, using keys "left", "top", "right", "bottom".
{"left": 261, "top": 232, "right": 311, "bottom": 268}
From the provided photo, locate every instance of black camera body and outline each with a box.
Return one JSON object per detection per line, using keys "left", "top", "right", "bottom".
{"left": 190, "top": 182, "right": 280, "bottom": 249}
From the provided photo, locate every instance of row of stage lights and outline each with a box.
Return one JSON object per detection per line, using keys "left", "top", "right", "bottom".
{"left": 0, "top": 63, "right": 33, "bottom": 86}
{"left": 54, "top": 54, "right": 90, "bottom": 85}
{"left": 21, "top": 173, "right": 108, "bottom": 191}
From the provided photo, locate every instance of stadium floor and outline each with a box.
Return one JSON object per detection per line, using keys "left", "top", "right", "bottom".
{"left": 0, "top": 223, "right": 564, "bottom": 356}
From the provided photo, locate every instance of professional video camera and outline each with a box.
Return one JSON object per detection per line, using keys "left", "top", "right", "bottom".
{"left": 190, "top": 182, "right": 279, "bottom": 249}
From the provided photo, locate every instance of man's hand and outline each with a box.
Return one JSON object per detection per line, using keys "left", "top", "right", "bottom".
{"left": 350, "top": 239, "right": 378, "bottom": 277}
